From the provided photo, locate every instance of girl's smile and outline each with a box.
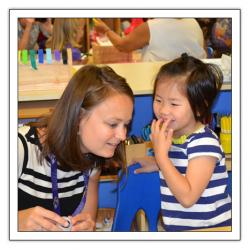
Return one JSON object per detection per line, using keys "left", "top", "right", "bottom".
{"left": 153, "top": 77, "right": 198, "bottom": 138}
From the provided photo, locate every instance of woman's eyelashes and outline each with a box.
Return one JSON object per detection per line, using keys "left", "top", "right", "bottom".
{"left": 108, "top": 123, "right": 118, "bottom": 128}
{"left": 107, "top": 122, "right": 130, "bottom": 129}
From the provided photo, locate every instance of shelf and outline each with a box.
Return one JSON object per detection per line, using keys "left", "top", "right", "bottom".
{"left": 100, "top": 175, "right": 117, "bottom": 182}
{"left": 18, "top": 60, "right": 231, "bottom": 103}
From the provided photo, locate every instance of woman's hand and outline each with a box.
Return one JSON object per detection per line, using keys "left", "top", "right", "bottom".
{"left": 18, "top": 206, "right": 69, "bottom": 231}
{"left": 132, "top": 156, "right": 159, "bottom": 174}
{"left": 71, "top": 212, "right": 95, "bottom": 231}
{"left": 93, "top": 18, "right": 110, "bottom": 35}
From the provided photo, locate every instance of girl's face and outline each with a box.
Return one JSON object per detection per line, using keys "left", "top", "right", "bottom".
{"left": 153, "top": 76, "right": 198, "bottom": 138}
{"left": 78, "top": 93, "right": 133, "bottom": 158}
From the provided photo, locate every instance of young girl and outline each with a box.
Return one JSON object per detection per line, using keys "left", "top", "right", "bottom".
{"left": 135, "top": 54, "right": 231, "bottom": 231}
{"left": 18, "top": 65, "right": 134, "bottom": 231}
{"left": 46, "top": 18, "right": 86, "bottom": 62}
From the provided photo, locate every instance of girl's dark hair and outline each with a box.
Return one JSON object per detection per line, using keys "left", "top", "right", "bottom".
{"left": 34, "top": 65, "right": 134, "bottom": 172}
{"left": 154, "top": 53, "right": 223, "bottom": 123}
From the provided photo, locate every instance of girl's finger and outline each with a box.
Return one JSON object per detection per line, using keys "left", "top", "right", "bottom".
{"left": 160, "top": 119, "right": 170, "bottom": 134}
{"left": 155, "top": 118, "right": 163, "bottom": 133}
{"left": 151, "top": 119, "right": 156, "bottom": 133}
{"left": 166, "top": 128, "right": 174, "bottom": 141}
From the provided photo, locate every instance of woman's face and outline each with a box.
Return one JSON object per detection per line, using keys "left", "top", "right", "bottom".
{"left": 78, "top": 93, "right": 133, "bottom": 158}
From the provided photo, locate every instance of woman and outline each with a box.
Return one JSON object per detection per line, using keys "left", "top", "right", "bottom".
{"left": 94, "top": 18, "right": 206, "bottom": 61}
{"left": 18, "top": 65, "right": 134, "bottom": 231}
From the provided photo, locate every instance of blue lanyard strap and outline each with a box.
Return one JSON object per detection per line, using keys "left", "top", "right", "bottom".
{"left": 49, "top": 154, "right": 89, "bottom": 216}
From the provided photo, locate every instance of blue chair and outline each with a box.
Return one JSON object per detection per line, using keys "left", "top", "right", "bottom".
{"left": 98, "top": 180, "right": 117, "bottom": 208}
{"left": 111, "top": 163, "right": 161, "bottom": 232}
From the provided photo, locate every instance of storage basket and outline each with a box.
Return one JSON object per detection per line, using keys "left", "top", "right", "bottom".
{"left": 92, "top": 44, "right": 133, "bottom": 64}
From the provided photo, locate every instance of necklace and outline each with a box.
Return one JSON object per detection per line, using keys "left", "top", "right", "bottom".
{"left": 49, "top": 154, "right": 89, "bottom": 216}
{"left": 172, "top": 124, "right": 205, "bottom": 144}
{"left": 172, "top": 134, "right": 188, "bottom": 144}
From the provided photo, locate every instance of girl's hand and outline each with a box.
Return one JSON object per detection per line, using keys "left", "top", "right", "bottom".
{"left": 18, "top": 206, "right": 68, "bottom": 231}
{"left": 132, "top": 156, "right": 159, "bottom": 174}
{"left": 71, "top": 212, "right": 95, "bottom": 231}
{"left": 151, "top": 118, "right": 173, "bottom": 164}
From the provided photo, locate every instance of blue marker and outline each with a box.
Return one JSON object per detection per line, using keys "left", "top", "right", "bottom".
{"left": 54, "top": 49, "right": 61, "bottom": 62}
{"left": 46, "top": 48, "right": 52, "bottom": 64}
{"left": 38, "top": 49, "right": 44, "bottom": 64}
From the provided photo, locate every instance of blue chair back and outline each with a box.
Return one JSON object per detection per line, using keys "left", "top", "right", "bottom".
{"left": 112, "top": 163, "right": 161, "bottom": 231}
{"left": 98, "top": 180, "right": 117, "bottom": 208}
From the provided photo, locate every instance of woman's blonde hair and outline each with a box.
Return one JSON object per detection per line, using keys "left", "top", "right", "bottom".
{"left": 47, "top": 18, "right": 85, "bottom": 51}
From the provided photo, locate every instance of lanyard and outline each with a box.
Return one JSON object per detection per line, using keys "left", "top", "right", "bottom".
{"left": 50, "top": 154, "right": 89, "bottom": 216}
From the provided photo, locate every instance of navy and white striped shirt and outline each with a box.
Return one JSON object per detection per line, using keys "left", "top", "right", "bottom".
{"left": 160, "top": 125, "right": 232, "bottom": 231}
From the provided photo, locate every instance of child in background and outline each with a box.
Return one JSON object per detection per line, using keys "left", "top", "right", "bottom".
{"left": 134, "top": 53, "right": 231, "bottom": 231}
{"left": 18, "top": 18, "right": 52, "bottom": 50}
{"left": 46, "top": 18, "right": 86, "bottom": 63}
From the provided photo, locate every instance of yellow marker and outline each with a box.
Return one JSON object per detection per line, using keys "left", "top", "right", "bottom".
{"left": 67, "top": 48, "right": 73, "bottom": 65}
{"left": 71, "top": 66, "right": 77, "bottom": 76}
{"left": 18, "top": 50, "right": 21, "bottom": 63}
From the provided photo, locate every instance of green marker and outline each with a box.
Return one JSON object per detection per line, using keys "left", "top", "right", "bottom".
{"left": 22, "top": 50, "right": 28, "bottom": 64}
{"left": 30, "top": 49, "right": 37, "bottom": 70}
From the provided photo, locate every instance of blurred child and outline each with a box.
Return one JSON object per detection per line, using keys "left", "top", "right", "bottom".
{"left": 46, "top": 18, "right": 86, "bottom": 63}
{"left": 18, "top": 18, "right": 52, "bottom": 50}
{"left": 134, "top": 53, "right": 231, "bottom": 231}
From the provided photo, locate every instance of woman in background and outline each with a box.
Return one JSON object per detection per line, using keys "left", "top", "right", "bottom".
{"left": 94, "top": 18, "right": 206, "bottom": 61}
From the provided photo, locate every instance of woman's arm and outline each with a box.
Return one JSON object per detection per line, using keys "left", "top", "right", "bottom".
{"left": 82, "top": 169, "right": 101, "bottom": 221}
{"left": 94, "top": 18, "right": 150, "bottom": 52}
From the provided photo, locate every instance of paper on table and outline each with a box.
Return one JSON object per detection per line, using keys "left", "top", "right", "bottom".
{"left": 96, "top": 36, "right": 113, "bottom": 46}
